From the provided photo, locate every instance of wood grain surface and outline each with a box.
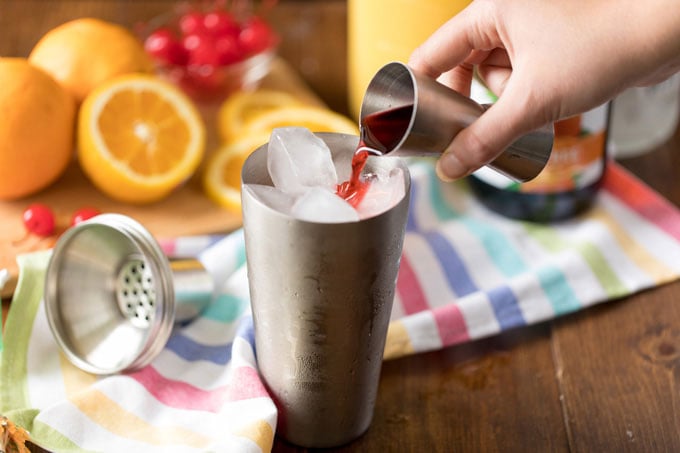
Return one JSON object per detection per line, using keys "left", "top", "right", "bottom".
{"left": 2, "top": 1, "right": 680, "bottom": 452}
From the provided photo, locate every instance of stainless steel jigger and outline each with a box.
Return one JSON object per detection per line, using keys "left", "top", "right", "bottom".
{"left": 361, "top": 61, "right": 554, "bottom": 182}
{"left": 44, "top": 214, "right": 213, "bottom": 375}
{"left": 242, "top": 133, "right": 411, "bottom": 448}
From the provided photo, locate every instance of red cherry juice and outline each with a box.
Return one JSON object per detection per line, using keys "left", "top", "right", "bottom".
{"left": 336, "top": 104, "right": 413, "bottom": 207}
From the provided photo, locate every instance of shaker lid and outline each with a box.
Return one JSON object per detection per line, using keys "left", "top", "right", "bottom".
{"left": 44, "top": 214, "right": 175, "bottom": 375}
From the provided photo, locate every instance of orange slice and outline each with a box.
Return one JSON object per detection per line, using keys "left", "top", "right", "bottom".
{"left": 77, "top": 74, "right": 205, "bottom": 204}
{"left": 203, "top": 132, "right": 271, "bottom": 212}
{"left": 240, "top": 105, "right": 359, "bottom": 137}
{"left": 217, "top": 89, "right": 302, "bottom": 143}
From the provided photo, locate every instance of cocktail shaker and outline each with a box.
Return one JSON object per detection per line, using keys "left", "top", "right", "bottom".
{"left": 241, "top": 132, "right": 410, "bottom": 448}
{"left": 361, "top": 61, "right": 554, "bottom": 182}
{"left": 44, "top": 214, "right": 213, "bottom": 375}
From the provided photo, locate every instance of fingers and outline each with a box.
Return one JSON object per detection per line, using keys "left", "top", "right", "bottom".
{"left": 476, "top": 48, "right": 512, "bottom": 96}
{"left": 432, "top": 49, "right": 492, "bottom": 96}
{"left": 436, "top": 112, "right": 515, "bottom": 181}
{"left": 436, "top": 66, "right": 474, "bottom": 97}
{"left": 436, "top": 86, "right": 533, "bottom": 181}
{"left": 408, "top": 2, "right": 499, "bottom": 79}
{"left": 407, "top": 1, "right": 545, "bottom": 181}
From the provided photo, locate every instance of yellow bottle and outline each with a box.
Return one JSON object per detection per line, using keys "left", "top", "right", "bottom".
{"left": 347, "top": 0, "right": 471, "bottom": 119}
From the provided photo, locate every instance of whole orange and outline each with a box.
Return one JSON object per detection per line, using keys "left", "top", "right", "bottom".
{"left": 29, "top": 18, "right": 153, "bottom": 104}
{"left": 0, "top": 58, "right": 76, "bottom": 200}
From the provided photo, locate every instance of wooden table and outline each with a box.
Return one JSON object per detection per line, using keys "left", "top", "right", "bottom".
{"left": 2, "top": 1, "right": 680, "bottom": 451}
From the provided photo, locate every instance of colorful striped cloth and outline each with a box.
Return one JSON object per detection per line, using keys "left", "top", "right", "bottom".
{"left": 2, "top": 159, "right": 680, "bottom": 452}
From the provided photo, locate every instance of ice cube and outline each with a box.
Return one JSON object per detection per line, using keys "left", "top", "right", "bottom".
{"left": 243, "top": 184, "right": 297, "bottom": 216}
{"left": 355, "top": 168, "right": 406, "bottom": 220}
{"left": 292, "top": 188, "right": 360, "bottom": 223}
{"left": 267, "top": 127, "right": 338, "bottom": 195}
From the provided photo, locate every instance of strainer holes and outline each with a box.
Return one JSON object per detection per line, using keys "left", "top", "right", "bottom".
{"left": 116, "top": 258, "right": 157, "bottom": 328}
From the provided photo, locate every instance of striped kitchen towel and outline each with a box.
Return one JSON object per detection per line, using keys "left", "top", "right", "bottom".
{"left": 2, "top": 159, "right": 680, "bottom": 452}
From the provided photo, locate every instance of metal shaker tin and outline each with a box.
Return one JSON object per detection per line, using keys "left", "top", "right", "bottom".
{"left": 242, "top": 133, "right": 411, "bottom": 448}
{"left": 44, "top": 214, "right": 212, "bottom": 375}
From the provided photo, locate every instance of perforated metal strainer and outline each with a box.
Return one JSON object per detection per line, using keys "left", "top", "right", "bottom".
{"left": 44, "top": 214, "right": 213, "bottom": 375}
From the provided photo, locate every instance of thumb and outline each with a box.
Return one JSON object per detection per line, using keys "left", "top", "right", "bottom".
{"left": 436, "top": 89, "right": 543, "bottom": 181}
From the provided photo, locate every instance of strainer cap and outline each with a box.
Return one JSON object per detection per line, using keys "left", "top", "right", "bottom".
{"left": 44, "top": 214, "right": 175, "bottom": 375}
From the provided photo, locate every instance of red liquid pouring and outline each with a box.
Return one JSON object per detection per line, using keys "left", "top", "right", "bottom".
{"left": 336, "top": 104, "right": 413, "bottom": 207}
{"left": 336, "top": 146, "right": 371, "bottom": 207}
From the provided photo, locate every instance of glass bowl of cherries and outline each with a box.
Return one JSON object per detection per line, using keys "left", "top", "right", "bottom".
{"left": 141, "top": 1, "right": 279, "bottom": 101}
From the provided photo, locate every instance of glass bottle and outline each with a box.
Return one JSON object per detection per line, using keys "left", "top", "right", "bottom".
{"left": 468, "top": 103, "right": 610, "bottom": 222}
{"left": 609, "top": 73, "right": 680, "bottom": 159}
{"left": 347, "top": 0, "right": 471, "bottom": 119}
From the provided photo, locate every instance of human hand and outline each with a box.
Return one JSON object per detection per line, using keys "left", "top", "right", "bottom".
{"left": 409, "top": 0, "right": 680, "bottom": 181}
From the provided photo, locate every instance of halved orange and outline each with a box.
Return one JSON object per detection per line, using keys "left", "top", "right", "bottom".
{"left": 78, "top": 74, "right": 205, "bottom": 204}
{"left": 203, "top": 132, "right": 271, "bottom": 212}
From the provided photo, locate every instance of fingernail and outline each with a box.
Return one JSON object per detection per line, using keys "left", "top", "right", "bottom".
{"left": 436, "top": 152, "right": 466, "bottom": 181}
{"left": 435, "top": 162, "right": 454, "bottom": 182}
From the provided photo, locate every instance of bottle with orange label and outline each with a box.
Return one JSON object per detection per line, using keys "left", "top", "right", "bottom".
{"left": 468, "top": 101, "right": 610, "bottom": 222}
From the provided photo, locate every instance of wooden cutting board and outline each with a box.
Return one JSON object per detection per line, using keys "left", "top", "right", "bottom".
{"left": 0, "top": 58, "right": 326, "bottom": 297}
